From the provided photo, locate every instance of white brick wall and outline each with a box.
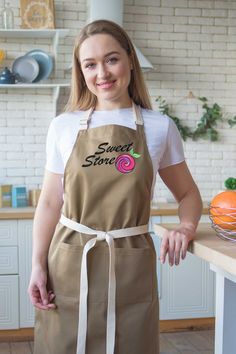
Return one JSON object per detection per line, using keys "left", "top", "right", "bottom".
{"left": 0, "top": 0, "right": 236, "bottom": 203}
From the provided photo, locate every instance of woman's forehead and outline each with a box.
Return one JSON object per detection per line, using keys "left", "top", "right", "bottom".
{"left": 79, "top": 33, "right": 125, "bottom": 60}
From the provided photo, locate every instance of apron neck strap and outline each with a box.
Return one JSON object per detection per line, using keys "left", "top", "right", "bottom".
{"left": 79, "top": 107, "right": 94, "bottom": 130}
{"left": 132, "top": 102, "right": 143, "bottom": 125}
{"left": 79, "top": 102, "right": 143, "bottom": 130}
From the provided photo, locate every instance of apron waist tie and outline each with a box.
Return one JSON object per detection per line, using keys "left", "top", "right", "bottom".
{"left": 59, "top": 214, "right": 149, "bottom": 354}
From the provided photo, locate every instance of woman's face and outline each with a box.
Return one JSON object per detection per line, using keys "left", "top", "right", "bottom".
{"left": 79, "top": 33, "right": 132, "bottom": 110}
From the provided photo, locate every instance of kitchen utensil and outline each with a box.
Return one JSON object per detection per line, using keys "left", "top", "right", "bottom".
{"left": 0, "top": 66, "right": 16, "bottom": 84}
{"left": 25, "top": 49, "right": 53, "bottom": 82}
{"left": 12, "top": 55, "right": 39, "bottom": 83}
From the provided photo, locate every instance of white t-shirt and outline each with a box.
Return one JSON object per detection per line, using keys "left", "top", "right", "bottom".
{"left": 45, "top": 107, "right": 185, "bottom": 198}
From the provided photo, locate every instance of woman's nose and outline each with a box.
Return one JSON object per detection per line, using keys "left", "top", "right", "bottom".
{"left": 97, "top": 64, "right": 109, "bottom": 79}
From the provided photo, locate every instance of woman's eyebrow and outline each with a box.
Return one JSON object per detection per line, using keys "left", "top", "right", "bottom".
{"left": 82, "top": 51, "right": 120, "bottom": 62}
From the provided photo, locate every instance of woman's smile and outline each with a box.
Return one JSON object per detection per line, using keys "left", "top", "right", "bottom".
{"left": 96, "top": 80, "right": 117, "bottom": 89}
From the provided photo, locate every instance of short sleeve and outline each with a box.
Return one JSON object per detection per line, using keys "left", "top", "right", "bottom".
{"left": 45, "top": 120, "right": 64, "bottom": 174}
{"left": 159, "top": 117, "right": 185, "bottom": 170}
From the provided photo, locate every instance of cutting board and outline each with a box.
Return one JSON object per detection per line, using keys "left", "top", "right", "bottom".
{"left": 20, "top": 0, "right": 55, "bottom": 29}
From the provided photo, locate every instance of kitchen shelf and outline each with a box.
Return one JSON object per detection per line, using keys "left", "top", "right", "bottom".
{"left": 0, "top": 29, "right": 71, "bottom": 112}
{"left": 0, "top": 81, "right": 70, "bottom": 88}
{"left": 0, "top": 29, "right": 69, "bottom": 38}
{"left": 0, "top": 81, "right": 70, "bottom": 105}
{"left": 0, "top": 28, "right": 70, "bottom": 74}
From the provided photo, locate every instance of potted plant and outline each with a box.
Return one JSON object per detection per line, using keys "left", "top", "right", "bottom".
{"left": 224, "top": 177, "right": 236, "bottom": 190}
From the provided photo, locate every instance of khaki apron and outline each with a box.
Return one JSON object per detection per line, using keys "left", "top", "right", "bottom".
{"left": 34, "top": 103, "right": 159, "bottom": 354}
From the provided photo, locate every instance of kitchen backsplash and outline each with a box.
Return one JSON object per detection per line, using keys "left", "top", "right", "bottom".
{"left": 0, "top": 0, "right": 236, "bottom": 203}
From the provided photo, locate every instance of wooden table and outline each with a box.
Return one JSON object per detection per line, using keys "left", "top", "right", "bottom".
{"left": 154, "top": 223, "right": 236, "bottom": 354}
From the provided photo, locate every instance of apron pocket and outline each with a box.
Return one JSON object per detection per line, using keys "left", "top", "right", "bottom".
{"left": 48, "top": 242, "right": 154, "bottom": 304}
{"left": 48, "top": 242, "right": 83, "bottom": 299}
{"left": 115, "top": 247, "right": 154, "bottom": 305}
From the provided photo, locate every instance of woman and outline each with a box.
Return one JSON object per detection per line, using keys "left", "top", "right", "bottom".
{"left": 28, "top": 19, "right": 202, "bottom": 354}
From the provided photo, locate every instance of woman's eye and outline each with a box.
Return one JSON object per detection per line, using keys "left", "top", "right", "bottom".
{"left": 85, "top": 63, "right": 95, "bottom": 69}
{"left": 107, "top": 57, "right": 118, "bottom": 64}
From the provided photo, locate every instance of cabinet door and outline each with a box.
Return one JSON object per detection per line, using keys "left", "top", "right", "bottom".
{"left": 18, "top": 220, "right": 35, "bottom": 328}
{"left": 159, "top": 251, "right": 214, "bottom": 320}
{"left": 151, "top": 215, "right": 215, "bottom": 320}
{"left": 0, "top": 220, "right": 17, "bottom": 246}
{"left": 0, "top": 246, "right": 18, "bottom": 275}
{"left": 0, "top": 275, "right": 19, "bottom": 329}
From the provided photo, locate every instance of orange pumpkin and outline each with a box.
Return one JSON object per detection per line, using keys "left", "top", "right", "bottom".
{"left": 210, "top": 190, "right": 236, "bottom": 230}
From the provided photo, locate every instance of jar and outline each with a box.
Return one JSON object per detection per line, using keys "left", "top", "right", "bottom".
{"left": 1, "top": 2, "right": 14, "bottom": 29}
{"left": 29, "top": 189, "right": 41, "bottom": 207}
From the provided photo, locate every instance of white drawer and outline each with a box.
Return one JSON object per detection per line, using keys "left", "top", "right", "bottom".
{"left": 0, "top": 220, "right": 17, "bottom": 246}
{"left": 0, "top": 246, "right": 18, "bottom": 274}
{"left": 0, "top": 275, "right": 19, "bottom": 329}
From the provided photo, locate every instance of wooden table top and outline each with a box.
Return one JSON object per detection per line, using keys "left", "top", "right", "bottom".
{"left": 154, "top": 223, "right": 236, "bottom": 277}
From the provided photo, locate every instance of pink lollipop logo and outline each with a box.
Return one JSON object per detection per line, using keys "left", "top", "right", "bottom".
{"left": 115, "top": 148, "right": 141, "bottom": 174}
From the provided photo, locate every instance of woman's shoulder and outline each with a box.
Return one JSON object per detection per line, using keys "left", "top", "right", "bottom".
{"left": 53, "top": 110, "right": 84, "bottom": 124}
{"left": 141, "top": 108, "right": 171, "bottom": 130}
{"left": 49, "top": 110, "right": 84, "bottom": 133}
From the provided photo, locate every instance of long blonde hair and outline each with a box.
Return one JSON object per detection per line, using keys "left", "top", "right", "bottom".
{"left": 65, "top": 19, "right": 152, "bottom": 111}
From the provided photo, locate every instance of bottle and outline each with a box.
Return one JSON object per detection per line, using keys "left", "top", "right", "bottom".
{"left": 1, "top": 2, "right": 14, "bottom": 29}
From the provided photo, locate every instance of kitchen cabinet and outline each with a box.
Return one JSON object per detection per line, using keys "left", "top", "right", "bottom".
{"left": 0, "top": 220, "right": 19, "bottom": 329}
{"left": 149, "top": 215, "right": 215, "bottom": 320}
{"left": 18, "top": 220, "right": 34, "bottom": 328}
{"left": 0, "top": 219, "right": 34, "bottom": 329}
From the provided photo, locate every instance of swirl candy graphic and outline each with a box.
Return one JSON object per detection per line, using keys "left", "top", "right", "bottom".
{"left": 115, "top": 148, "right": 141, "bottom": 174}
{"left": 115, "top": 154, "right": 135, "bottom": 174}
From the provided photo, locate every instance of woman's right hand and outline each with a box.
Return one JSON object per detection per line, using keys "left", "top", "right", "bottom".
{"left": 28, "top": 265, "right": 56, "bottom": 310}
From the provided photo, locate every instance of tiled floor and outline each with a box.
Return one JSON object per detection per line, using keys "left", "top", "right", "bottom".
{"left": 0, "top": 329, "right": 214, "bottom": 354}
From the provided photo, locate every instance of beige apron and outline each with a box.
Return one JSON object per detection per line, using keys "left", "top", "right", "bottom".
{"left": 34, "top": 103, "right": 159, "bottom": 354}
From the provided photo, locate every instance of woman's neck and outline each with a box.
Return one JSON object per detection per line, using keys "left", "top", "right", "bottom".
{"left": 95, "top": 98, "right": 132, "bottom": 111}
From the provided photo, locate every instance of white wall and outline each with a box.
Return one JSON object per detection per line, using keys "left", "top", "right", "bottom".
{"left": 0, "top": 0, "right": 236, "bottom": 203}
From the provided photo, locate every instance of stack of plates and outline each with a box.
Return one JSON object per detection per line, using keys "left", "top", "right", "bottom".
{"left": 12, "top": 49, "right": 53, "bottom": 83}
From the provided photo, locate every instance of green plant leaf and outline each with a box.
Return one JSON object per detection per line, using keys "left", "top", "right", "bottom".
{"left": 155, "top": 94, "right": 235, "bottom": 142}
{"left": 198, "top": 96, "right": 208, "bottom": 102}
{"left": 224, "top": 177, "right": 236, "bottom": 190}
{"left": 228, "top": 116, "right": 236, "bottom": 128}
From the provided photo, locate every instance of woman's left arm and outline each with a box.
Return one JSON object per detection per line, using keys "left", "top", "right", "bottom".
{"left": 158, "top": 161, "right": 203, "bottom": 266}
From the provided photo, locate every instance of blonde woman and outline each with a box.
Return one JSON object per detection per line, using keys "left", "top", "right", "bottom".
{"left": 28, "top": 19, "right": 202, "bottom": 354}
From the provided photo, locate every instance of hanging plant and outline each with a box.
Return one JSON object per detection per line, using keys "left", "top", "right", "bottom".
{"left": 156, "top": 95, "right": 192, "bottom": 141}
{"left": 191, "top": 97, "right": 223, "bottom": 142}
{"left": 228, "top": 116, "right": 236, "bottom": 128}
{"left": 156, "top": 95, "right": 235, "bottom": 142}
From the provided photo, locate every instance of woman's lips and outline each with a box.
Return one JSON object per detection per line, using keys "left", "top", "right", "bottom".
{"left": 97, "top": 80, "right": 116, "bottom": 89}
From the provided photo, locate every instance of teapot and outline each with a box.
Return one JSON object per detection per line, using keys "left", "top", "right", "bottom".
{"left": 0, "top": 67, "right": 16, "bottom": 84}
